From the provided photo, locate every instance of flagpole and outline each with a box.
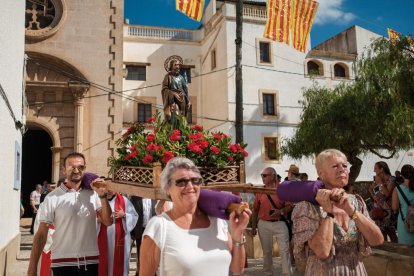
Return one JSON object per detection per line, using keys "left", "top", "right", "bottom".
{"left": 235, "top": 0, "right": 243, "bottom": 144}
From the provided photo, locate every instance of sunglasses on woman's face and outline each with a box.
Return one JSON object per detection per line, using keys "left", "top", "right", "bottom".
{"left": 172, "top": 177, "right": 204, "bottom": 187}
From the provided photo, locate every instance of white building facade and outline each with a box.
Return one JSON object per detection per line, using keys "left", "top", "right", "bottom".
{"left": 0, "top": 0, "right": 26, "bottom": 273}
{"left": 122, "top": 0, "right": 414, "bottom": 184}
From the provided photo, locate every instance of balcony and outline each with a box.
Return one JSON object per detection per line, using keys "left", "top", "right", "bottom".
{"left": 125, "top": 25, "right": 200, "bottom": 41}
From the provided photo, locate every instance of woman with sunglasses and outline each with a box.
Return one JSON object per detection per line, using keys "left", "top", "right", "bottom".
{"left": 139, "top": 157, "right": 251, "bottom": 276}
{"left": 291, "top": 149, "right": 383, "bottom": 275}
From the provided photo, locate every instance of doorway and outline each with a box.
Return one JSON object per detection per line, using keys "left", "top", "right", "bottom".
{"left": 21, "top": 129, "right": 52, "bottom": 217}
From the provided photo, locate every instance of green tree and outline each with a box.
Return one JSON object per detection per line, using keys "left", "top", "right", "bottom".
{"left": 282, "top": 36, "right": 414, "bottom": 183}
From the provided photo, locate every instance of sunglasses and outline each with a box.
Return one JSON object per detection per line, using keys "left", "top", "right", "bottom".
{"left": 68, "top": 165, "right": 86, "bottom": 172}
{"left": 261, "top": 173, "right": 275, "bottom": 178}
{"left": 172, "top": 177, "right": 204, "bottom": 187}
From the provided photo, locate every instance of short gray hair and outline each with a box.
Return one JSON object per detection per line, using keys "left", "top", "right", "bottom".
{"left": 160, "top": 157, "right": 201, "bottom": 196}
{"left": 315, "top": 149, "right": 347, "bottom": 171}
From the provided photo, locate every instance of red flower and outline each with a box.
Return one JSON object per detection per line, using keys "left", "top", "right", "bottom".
{"left": 189, "top": 132, "right": 203, "bottom": 141}
{"left": 210, "top": 146, "right": 220, "bottom": 154}
{"left": 229, "top": 144, "right": 238, "bottom": 153}
{"left": 143, "top": 155, "right": 153, "bottom": 164}
{"left": 173, "top": 129, "right": 181, "bottom": 135}
{"left": 243, "top": 150, "right": 248, "bottom": 157}
{"left": 146, "top": 144, "right": 160, "bottom": 152}
{"left": 124, "top": 150, "right": 138, "bottom": 160}
{"left": 192, "top": 125, "right": 203, "bottom": 131}
{"left": 188, "top": 142, "right": 203, "bottom": 153}
{"left": 227, "top": 156, "right": 234, "bottom": 161}
{"left": 162, "top": 151, "right": 174, "bottom": 163}
{"left": 147, "top": 116, "right": 156, "bottom": 123}
{"left": 146, "top": 134, "right": 156, "bottom": 142}
{"left": 130, "top": 144, "right": 137, "bottom": 151}
{"left": 169, "top": 133, "right": 181, "bottom": 141}
{"left": 222, "top": 133, "right": 228, "bottom": 139}
{"left": 197, "top": 139, "right": 208, "bottom": 149}
{"left": 213, "top": 133, "right": 222, "bottom": 140}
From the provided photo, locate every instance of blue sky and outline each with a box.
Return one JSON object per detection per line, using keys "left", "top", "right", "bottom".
{"left": 124, "top": 0, "right": 413, "bottom": 47}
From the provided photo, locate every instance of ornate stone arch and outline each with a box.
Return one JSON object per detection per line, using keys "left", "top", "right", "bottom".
{"left": 25, "top": 52, "right": 90, "bottom": 178}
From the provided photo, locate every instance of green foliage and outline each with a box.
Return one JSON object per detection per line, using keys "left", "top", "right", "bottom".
{"left": 282, "top": 35, "right": 414, "bottom": 181}
{"left": 108, "top": 112, "right": 248, "bottom": 174}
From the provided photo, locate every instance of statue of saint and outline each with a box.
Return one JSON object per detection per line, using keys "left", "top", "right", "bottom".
{"left": 162, "top": 55, "right": 191, "bottom": 128}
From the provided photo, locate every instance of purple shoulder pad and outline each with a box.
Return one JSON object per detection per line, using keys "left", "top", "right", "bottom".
{"left": 277, "top": 180, "right": 324, "bottom": 204}
{"left": 81, "top": 172, "right": 100, "bottom": 189}
{"left": 198, "top": 189, "right": 241, "bottom": 220}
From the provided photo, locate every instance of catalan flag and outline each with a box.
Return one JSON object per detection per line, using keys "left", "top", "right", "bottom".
{"left": 264, "top": 0, "right": 292, "bottom": 44}
{"left": 387, "top": 28, "right": 401, "bottom": 42}
{"left": 290, "top": 0, "right": 319, "bottom": 52}
{"left": 176, "top": 0, "right": 205, "bottom": 22}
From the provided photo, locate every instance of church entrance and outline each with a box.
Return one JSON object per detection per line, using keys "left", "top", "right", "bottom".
{"left": 21, "top": 128, "right": 52, "bottom": 217}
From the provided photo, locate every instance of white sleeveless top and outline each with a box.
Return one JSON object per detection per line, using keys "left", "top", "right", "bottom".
{"left": 144, "top": 212, "right": 232, "bottom": 276}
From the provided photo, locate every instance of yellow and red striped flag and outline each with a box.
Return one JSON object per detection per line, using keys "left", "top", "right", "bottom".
{"left": 176, "top": 0, "right": 205, "bottom": 22}
{"left": 387, "top": 28, "right": 401, "bottom": 42}
{"left": 290, "top": 0, "right": 319, "bottom": 52}
{"left": 264, "top": 0, "right": 292, "bottom": 44}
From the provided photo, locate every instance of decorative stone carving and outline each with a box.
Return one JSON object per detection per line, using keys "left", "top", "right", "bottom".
{"left": 25, "top": 0, "right": 66, "bottom": 42}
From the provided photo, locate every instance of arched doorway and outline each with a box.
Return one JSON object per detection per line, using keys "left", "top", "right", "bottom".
{"left": 21, "top": 128, "right": 53, "bottom": 217}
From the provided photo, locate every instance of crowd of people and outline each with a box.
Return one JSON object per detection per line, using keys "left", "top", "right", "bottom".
{"left": 26, "top": 149, "right": 414, "bottom": 276}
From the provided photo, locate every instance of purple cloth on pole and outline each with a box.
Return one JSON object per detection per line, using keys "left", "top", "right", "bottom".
{"left": 198, "top": 189, "right": 242, "bottom": 220}
{"left": 277, "top": 180, "right": 324, "bottom": 204}
{"left": 81, "top": 172, "right": 99, "bottom": 189}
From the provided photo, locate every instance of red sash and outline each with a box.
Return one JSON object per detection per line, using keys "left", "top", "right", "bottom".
{"left": 39, "top": 224, "right": 54, "bottom": 276}
{"left": 98, "top": 193, "right": 126, "bottom": 276}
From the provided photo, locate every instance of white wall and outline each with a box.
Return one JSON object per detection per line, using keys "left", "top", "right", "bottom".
{"left": 0, "top": 0, "right": 25, "bottom": 251}
{"left": 122, "top": 1, "right": 413, "bottom": 186}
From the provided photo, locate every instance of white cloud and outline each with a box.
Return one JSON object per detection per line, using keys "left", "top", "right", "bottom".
{"left": 314, "top": 0, "right": 356, "bottom": 25}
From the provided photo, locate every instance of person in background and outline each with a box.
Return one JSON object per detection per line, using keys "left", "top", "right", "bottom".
{"left": 300, "top": 173, "right": 308, "bottom": 181}
{"left": 395, "top": 170, "right": 404, "bottom": 184}
{"left": 392, "top": 164, "right": 414, "bottom": 245}
{"left": 292, "top": 149, "right": 383, "bottom": 275}
{"left": 40, "top": 183, "right": 55, "bottom": 203}
{"left": 139, "top": 157, "right": 251, "bottom": 276}
{"left": 29, "top": 184, "right": 42, "bottom": 234}
{"left": 98, "top": 189, "right": 138, "bottom": 276}
{"left": 28, "top": 152, "right": 113, "bottom": 276}
{"left": 129, "top": 196, "right": 156, "bottom": 275}
{"left": 252, "top": 167, "right": 293, "bottom": 276}
{"left": 369, "top": 161, "right": 398, "bottom": 242}
{"left": 285, "top": 164, "right": 301, "bottom": 181}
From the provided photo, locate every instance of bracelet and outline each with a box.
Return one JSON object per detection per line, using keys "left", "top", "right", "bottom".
{"left": 99, "top": 193, "right": 108, "bottom": 199}
{"left": 233, "top": 236, "right": 246, "bottom": 247}
{"left": 349, "top": 207, "right": 358, "bottom": 220}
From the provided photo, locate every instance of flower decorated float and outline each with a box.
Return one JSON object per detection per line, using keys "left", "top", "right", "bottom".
{"left": 107, "top": 114, "right": 268, "bottom": 199}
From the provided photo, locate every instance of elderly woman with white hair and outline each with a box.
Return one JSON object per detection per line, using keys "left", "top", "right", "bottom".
{"left": 291, "top": 149, "right": 383, "bottom": 275}
{"left": 139, "top": 157, "right": 251, "bottom": 276}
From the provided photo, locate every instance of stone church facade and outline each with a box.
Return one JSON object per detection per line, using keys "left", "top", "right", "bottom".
{"left": 24, "top": 0, "right": 124, "bottom": 183}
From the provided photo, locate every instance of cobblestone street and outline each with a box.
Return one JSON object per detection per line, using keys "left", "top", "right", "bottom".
{"left": 9, "top": 218, "right": 302, "bottom": 276}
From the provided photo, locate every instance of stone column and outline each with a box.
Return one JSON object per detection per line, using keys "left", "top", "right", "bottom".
{"left": 69, "top": 81, "right": 90, "bottom": 152}
{"left": 51, "top": 146, "right": 63, "bottom": 182}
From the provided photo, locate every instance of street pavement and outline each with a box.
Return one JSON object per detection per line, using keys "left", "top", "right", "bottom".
{"left": 9, "top": 218, "right": 302, "bottom": 276}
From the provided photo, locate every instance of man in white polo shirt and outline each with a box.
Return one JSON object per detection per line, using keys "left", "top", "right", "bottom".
{"left": 27, "top": 152, "right": 113, "bottom": 276}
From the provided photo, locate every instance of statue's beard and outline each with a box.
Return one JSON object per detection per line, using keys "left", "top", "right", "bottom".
{"left": 172, "top": 68, "right": 180, "bottom": 75}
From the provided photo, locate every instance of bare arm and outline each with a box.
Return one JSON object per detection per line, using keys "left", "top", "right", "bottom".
{"left": 381, "top": 179, "right": 396, "bottom": 197}
{"left": 139, "top": 236, "right": 160, "bottom": 276}
{"left": 392, "top": 188, "right": 400, "bottom": 212}
{"left": 91, "top": 179, "right": 113, "bottom": 226}
{"left": 27, "top": 222, "right": 49, "bottom": 276}
{"left": 228, "top": 204, "right": 251, "bottom": 275}
{"left": 308, "top": 217, "right": 334, "bottom": 259}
